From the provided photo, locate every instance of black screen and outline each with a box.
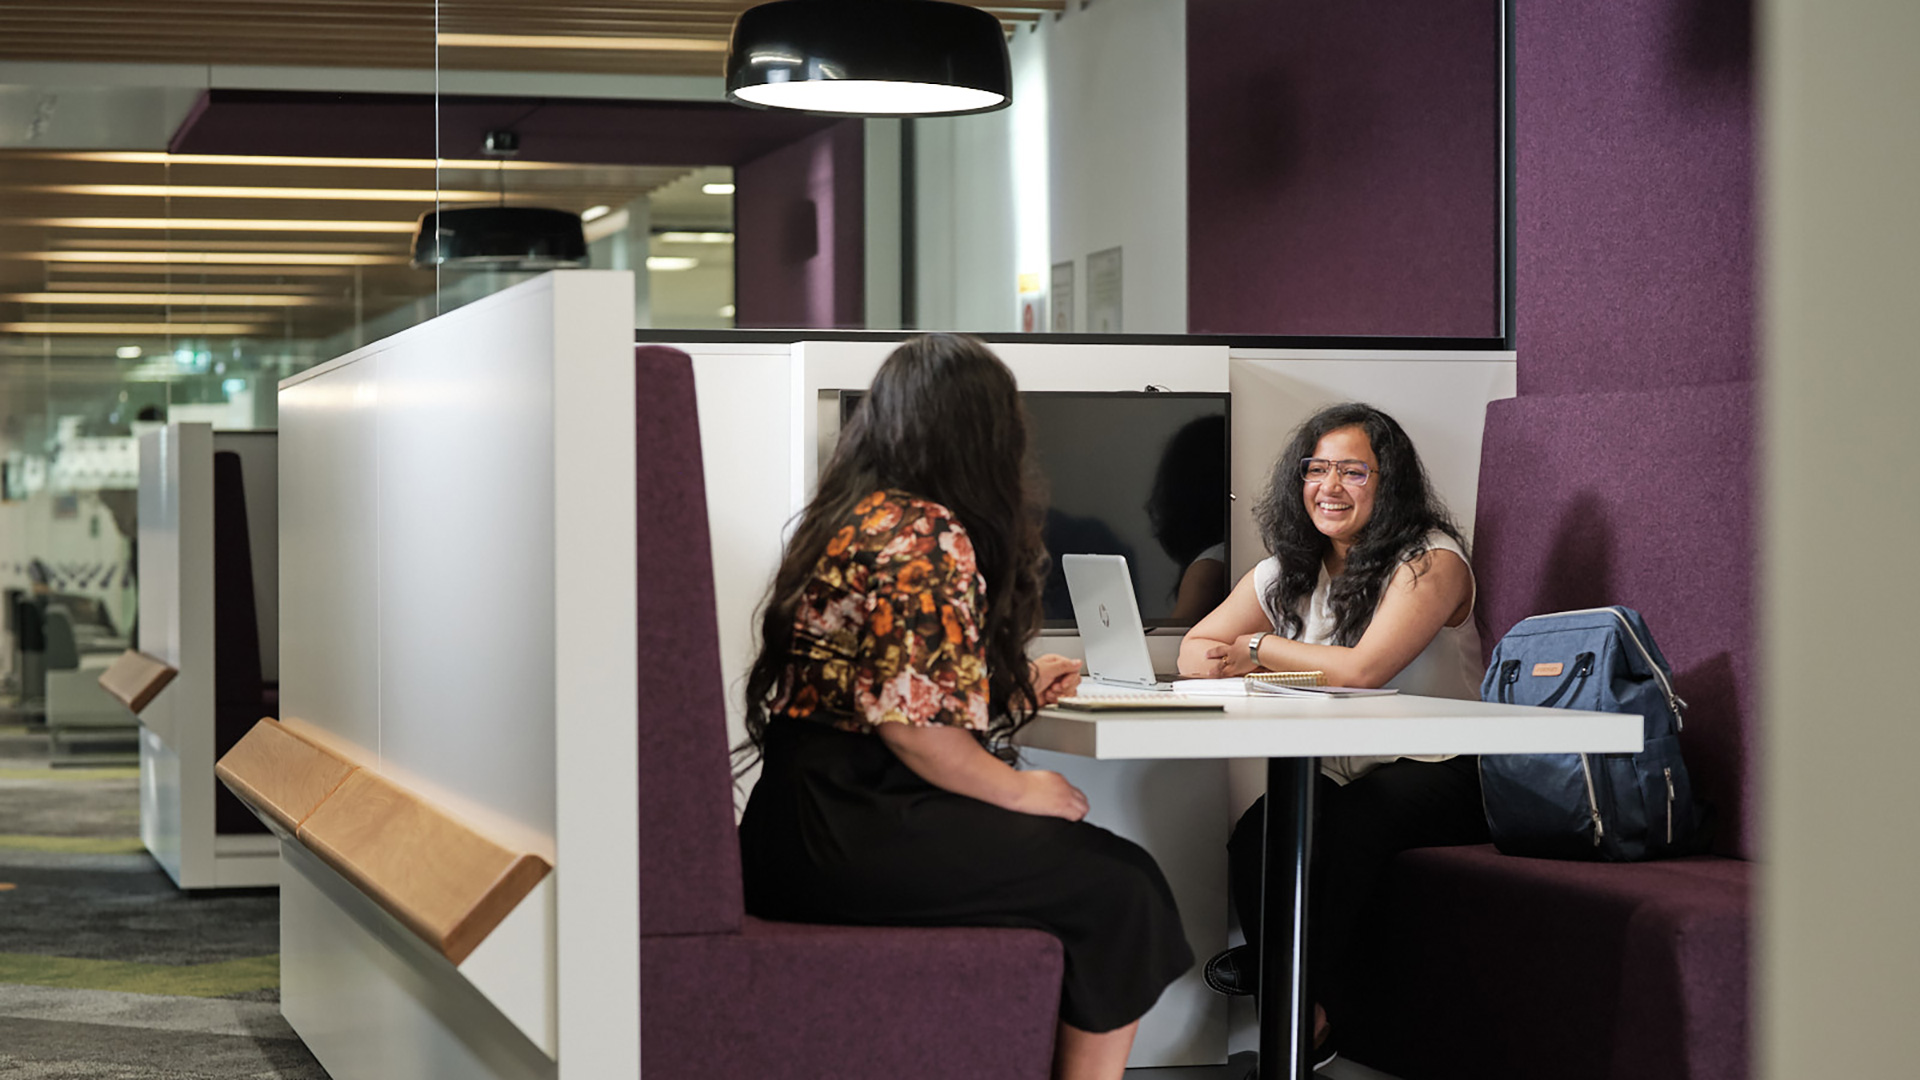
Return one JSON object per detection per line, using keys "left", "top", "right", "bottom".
{"left": 838, "top": 390, "right": 1230, "bottom": 628}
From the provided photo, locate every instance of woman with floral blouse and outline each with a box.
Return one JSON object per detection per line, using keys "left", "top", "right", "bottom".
{"left": 737, "top": 334, "right": 1192, "bottom": 1080}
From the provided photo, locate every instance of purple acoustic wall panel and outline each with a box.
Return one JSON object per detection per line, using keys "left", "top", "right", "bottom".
{"left": 1516, "top": 0, "right": 1754, "bottom": 392}
{"left": 1473, "top": 382, "right": 1756, "bottom": 859}
{"left": 734, "top": 121, "right": 866, "bottom": 329}
{"left": 1186, "top": 0, "right": 1502, "bottom": 337}
{"left": 633, "top": 346, "right": 743, "bottom": 937}
{"left": 171, "top": 90, "right": 844, "bottom": 167}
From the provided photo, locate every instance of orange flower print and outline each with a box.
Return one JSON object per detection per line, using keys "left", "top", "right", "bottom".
{"left": 789, "top": 683, "right": 819, "bottom": 718}
{"left": 941, "top": 604, "right": 963, "bottom": 645}
{"left": 855, "top": 490, "right": 887, "bottom": 514}
{"left": 871, "top": 597, "right": 895, "bottom": 637}
{"left": 826, "top": 524, "right": 856, "bottom": 557}
{"left": 862, "top": 502, "right": 905, "bottom": 535}
{"left": 895, "top": 557, "right": 935, "bottom": 593}
{"left": 920, "top": 591, "right": 937, "bottom": 614}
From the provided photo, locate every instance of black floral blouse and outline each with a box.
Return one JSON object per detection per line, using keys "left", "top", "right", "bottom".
{"left": 769, "top": 489, "right": 989, "bottom": 734}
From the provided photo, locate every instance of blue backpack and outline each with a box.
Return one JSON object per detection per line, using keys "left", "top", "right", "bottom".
{"left": 1478, "top": 606, "right": 1701, "bottom": 861}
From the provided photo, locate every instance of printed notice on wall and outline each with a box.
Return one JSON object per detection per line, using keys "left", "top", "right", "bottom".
{"left": 1050, "top": 260, "right": 1075, "bottom": 333}
{"left": 1086, "top": 247, "right": 1122, "bottom": 333}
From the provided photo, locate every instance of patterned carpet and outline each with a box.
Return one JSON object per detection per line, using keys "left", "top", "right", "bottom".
{"left": 0, "top": 722, "right": 329, "bottom": 1079}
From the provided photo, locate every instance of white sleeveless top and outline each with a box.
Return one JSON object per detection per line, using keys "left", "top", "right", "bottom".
{"left": 1253, "top": 530, "right": 1483, "bottom": 784}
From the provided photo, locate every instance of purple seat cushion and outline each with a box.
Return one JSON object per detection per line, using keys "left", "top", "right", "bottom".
{"left": 642, "top": 916, "right": 1064, "bottom": 1078}
{"left": 1345, "top": 845, "right": 1749, "bottom": 1080}
{"left": 1473, "top": 381, "right": 1756, "bottom": 858}
{"left": 634, "top": 345, "right": 744, "bottom": 937}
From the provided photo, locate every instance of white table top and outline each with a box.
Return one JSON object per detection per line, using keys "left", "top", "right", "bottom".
{"left": 1019, "top": 693, "right": 1643, "bottom": 761}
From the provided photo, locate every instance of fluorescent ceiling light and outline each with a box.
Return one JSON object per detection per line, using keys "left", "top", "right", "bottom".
{"left": 116, "top": 345, "right": 143, "bottom": 359}
{"left": 1, "top": 292, "right": 326, "bottom": 308}
{"left": 34, "top": 263, "right": 359, "bottom": 277}
{"left": 2, "top": 321, "right": 268, "bottom": 335}
{"left": 732, "top": 80, "right": 1005, "bottom": 115}
{"left": 46, "top": 281, "right": 324, "bottom": 294}
{"left": 17, "top": 217, "right": 417, "bottom": 233}
{"left": 656, "top": 232, "right": 735, "bottom": 244}
{"left": 583, "top": 208, "right": 631, "bottom": 243}
{"left": 20, "top": 151, "right": 580, "bottom": 170}
{"left": 646, "top": 256, "right": 700, "bottom": 271}
{"left": 581, "top": 205, "right": 613, "bottom": 223}
{"left": 55, "top": 238, "right": 393, "bottom": 253}
{"left": 702, "top": 183, "right": 735, "bottom": 196}
{"left": 26, "top": 251, "right": 401, "bottom": 266}
{"left": 25, "top": 184, "right": 504, "bottom": 203}
{"left": 438, "top": 33, "right": 726, "bottom": 53}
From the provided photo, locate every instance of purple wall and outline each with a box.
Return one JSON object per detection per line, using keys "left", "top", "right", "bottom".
{"left": 1507, "top": 0, "right": 1756, "bottom": 856}
{"left": 1516, "top": 0, "right": 1753, "bottom": 392}
{"left": 1186, "top": 0, "right": 1502, "bottom": 337}
{"left": 734, "top": 121, "right": 866, "bottom": 330}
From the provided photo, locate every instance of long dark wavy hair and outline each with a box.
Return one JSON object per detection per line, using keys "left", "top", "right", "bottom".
{"left": 739, "top": 334, "right": 1047, "bottom": 767}
{"left": 1253, "top": 403, "right": 1466, "bottom": 647}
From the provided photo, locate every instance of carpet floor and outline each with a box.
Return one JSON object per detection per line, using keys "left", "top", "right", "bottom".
{"left": 0, "top": 721, "right": 329, "bottom": 1079}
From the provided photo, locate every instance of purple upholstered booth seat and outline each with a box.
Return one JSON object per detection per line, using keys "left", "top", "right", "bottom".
{"left": 1342, "top": 382, "right": 1755, "bottom": 1080}
{"left": 633, "top": 346, "right": 1064, "bottom": 1077}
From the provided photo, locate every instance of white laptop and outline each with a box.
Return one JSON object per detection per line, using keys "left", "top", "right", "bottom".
{"left": 1061, "top": 554, "right": 1173, "bottom": 693}
{"left": 1061, "top": 553, "right": 1251, "bottom": 698}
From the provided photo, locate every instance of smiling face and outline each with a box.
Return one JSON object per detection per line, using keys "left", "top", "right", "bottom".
{"left": 1302, "top": 424, "right": 1378, "bottom": 552}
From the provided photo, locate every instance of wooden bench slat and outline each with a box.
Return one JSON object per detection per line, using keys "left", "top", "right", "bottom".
{"left": 97, "top": 649, "right": 178, "bottom": 713}
{"left": 214, "top": 718, "right": 358, "bottom": 834}
{"left": 297, "top": 768, "right": 553, "bottom": 965}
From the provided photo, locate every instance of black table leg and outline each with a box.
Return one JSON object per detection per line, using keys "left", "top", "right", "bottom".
{"left": 1258, "top": 756, "right": 1317, "bottom": 1080}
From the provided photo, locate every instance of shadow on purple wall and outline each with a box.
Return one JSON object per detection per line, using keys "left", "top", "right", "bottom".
{"left": 734, "top": 121, "right": 865, "bottom": 330}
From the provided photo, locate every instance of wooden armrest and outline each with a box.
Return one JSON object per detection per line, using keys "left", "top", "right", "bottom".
{"left": 98, "top": 649, "right": 178, "bottom": 713}
{"left": 298, "top": 769, "right": 553, "bottom": 965}
{"left": 215, "top": 719, "right": 358, "bottom": 834}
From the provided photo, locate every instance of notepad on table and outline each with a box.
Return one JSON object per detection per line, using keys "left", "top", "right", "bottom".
{"left": 1247, "top": 681, "right": 1398, "bottom": 699}
{"left": 1243, "top": 670, "right": 1327, "bottom": 691}
{"left": 1053, "top": 694, "right": 1226, "bottom": 712}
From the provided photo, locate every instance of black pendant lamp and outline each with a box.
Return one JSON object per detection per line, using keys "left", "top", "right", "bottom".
{"left": 411, "top": 207, "right": 588, "bottom": 270}
{"left": 726, "top": 0, "right": 1013, "bottom": 117}
{"left": 411, "top": 131, "right": 588, "bottom": 270}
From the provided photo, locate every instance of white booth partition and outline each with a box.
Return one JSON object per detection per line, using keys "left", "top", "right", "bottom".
{"left": 275, "top": 272, "right": 638, "bottom": 1080}
{"left": 135, "top": 422, "right": 281, "bottom": 889}
{"left": 673, "top": 336, "right": 1514, "bottom": 1067}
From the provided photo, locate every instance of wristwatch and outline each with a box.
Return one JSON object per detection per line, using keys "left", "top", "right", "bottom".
{"left": 1248, "top": 632, "right": 1268, "bottom": 668}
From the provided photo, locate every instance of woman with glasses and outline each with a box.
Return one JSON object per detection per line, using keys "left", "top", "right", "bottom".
{"left": 1178, "top": 402, "right": 1485, "bottom": 1069}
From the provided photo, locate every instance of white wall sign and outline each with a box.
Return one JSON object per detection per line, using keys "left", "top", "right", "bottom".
{"left": 1087, "top": 246, "right": 1123, "bottom": 333}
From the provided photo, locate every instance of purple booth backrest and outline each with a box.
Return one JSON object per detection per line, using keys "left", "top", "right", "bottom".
{"left": 1472, "top": 382, "right": 1757, "bottom": 859}
{"left": 634, "top": 345, "right": 745, "bottom": 936}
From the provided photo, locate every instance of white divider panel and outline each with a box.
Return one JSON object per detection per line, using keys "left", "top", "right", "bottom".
{"left": 278, "top": 272, "right": 638, "bottom": 1080}
{"left": 136, "top": 423, "right": 280, "bottom": 889}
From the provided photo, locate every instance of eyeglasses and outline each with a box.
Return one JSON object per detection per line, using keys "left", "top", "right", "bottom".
{"left": 1300, "top": 458, "right": 1374, "bottom": 486}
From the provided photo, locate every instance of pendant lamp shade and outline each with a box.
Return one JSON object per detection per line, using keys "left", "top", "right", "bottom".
{"left": 411, "top": 207, "right": 588, "bottom": 270}
{"left": 726, "top": 0, "right": 1013, "bottom": 117}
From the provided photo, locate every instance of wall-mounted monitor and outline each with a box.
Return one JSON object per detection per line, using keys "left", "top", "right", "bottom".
{"left": 837, "top": 390, "right": 1230, "bottom": 630}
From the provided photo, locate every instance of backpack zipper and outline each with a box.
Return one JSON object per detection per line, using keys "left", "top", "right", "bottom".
{"left": 1520, "top": 607, "right": 1688, "bottom": 729}
{"left": 1579, "top": 753, "right": 1605, "bottom": 846}
{"left": 1665, "top": 766, "right": 1675, "bottom": 845}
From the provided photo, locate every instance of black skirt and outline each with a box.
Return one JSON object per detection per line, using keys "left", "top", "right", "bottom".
{"left": 739, "top": 718, "right": 1194, "bottom": 1033}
